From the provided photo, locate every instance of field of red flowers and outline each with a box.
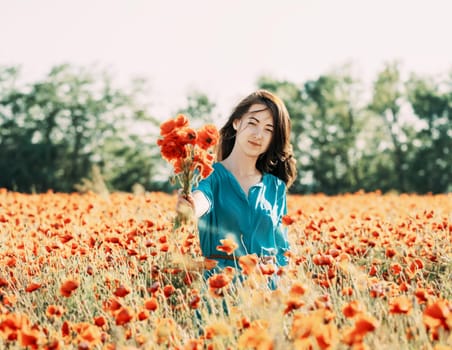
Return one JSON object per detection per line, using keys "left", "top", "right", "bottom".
{"left": 0, "top": 189, "right": 450, "bottom": 349}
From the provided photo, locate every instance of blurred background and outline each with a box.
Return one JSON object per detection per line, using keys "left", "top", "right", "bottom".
{"left": 1, "top": 0, "right": 451, "bottom": 194}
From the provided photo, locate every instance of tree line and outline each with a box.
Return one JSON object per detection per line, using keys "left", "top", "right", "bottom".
{"left": 0, "top": 63, "right": 450, "bottom": 194}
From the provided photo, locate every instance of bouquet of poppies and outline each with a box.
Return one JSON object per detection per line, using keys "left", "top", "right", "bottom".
{"left": 157, "top": 114, "right": 219, "bottom": 197}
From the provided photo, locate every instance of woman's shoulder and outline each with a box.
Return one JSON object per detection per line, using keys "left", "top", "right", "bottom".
{"left": 263, "top": 172, "right": 286, "bottom": 186}
{"left": 212, "top": 162, "right": 224, "bottom": 171}
{"left": 200, "top": 162, "right": 226, "bottom": 184}
{"left": 210, "top": 162, "right": 226, "bottom": 177}
{"left": 263, "top": 172, "right": 287, "bottom": 195}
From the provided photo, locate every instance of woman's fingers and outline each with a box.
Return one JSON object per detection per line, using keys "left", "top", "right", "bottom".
{"left": 176, "top": 194, "right": 195, "bottom": 219}
{"left": 185, "top": 194, "right": 195, "bottom": 207}
{"left": 177, "top": 194, "right": 194, "bottom": 208}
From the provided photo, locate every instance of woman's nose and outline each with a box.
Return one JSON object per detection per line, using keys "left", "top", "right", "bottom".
{"left": 253, "top": 127, "right": 264, "bottom": 138}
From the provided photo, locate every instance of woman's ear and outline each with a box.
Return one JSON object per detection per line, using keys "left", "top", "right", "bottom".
{"left": 232, "top": 119, "right": 239, "bottom": 131}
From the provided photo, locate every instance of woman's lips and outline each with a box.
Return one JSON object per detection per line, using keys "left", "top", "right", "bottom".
{"left": 248, "top": 140, "right": 261, "bottom": 147}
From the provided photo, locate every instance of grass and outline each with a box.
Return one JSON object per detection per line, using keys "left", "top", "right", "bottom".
{"left": 0, "top": 189, "right": 450, "bottom": 349}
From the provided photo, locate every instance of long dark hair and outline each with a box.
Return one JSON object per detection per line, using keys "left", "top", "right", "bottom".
{"left": 218, "top": 89, "right": 297, "bottom": 188}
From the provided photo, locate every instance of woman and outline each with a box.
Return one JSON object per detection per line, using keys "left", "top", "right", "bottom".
{"left": 177, "top": 89, "right": 297, "bottom": 276}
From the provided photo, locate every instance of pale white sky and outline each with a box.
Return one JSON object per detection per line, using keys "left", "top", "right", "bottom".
{"left": 1, "top": 0, "right": 451, "bottom": 121}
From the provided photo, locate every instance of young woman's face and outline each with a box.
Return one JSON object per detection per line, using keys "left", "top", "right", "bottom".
{"left": 233, "top": 103, "right": 274, "bottom": 158}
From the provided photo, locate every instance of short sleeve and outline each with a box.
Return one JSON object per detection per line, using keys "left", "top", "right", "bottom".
{"left": 193, "top": 174, "right": 214, "bottom": 216}
{"left": 275, "top": 182, "right": 290, "bottom": 265}
{"left": 276, "top": 180, "right": 288, "bottom": 218}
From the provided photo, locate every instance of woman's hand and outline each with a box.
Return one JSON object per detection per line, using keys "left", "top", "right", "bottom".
{"left": 176, "top": 191, "right": 195, "bottom": 222}
{"left": 175, "top": 190, "right": 209, "bottom": 220}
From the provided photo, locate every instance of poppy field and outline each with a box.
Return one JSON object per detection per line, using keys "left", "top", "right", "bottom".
{"left": 0, "top": 189, "right": 451, "bottom": 349}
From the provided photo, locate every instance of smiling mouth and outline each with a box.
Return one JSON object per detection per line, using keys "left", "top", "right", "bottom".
{"left": 248, "top": 141, "right": 261, "bottom": 147}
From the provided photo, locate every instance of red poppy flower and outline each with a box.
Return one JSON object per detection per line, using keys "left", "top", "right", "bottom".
{"left": 189, "top": 293, "right": 201, "bottom": 309}
{"left": 160, "top": 114, "right": 189, "bottom": 136}
{"left": 284, "top": 298, "right": 304, "bottom": 314}
{"left": 184, "top": 339, "right": 204, "bottom": 350}
{"left": 342, "top": 314, "right": 378, "bottom": 345}
{"left": 312, "top": 254, "right": 334, "bottom": 266}
{"left": 157, "top": 114, "right": 218, "bottom": 201}
{"left": 385, "top": 248, "right": 397, "bottom": 258}
{"left": 208, "top": 273, "right": 231, "bottom": 289}
{"left": 389, "top": 295, "right": 412, "bottom": 314}
{"left": 157, "top": 135, "right": 188, "bottom": 162}
{"left": 423, "top": 299, "right": 451, "bottom": 333}
{"left": 148, "top": 281, "right": 160, "bottom": 294}
{"left": 60, "top": 279, "right": 79, "bottom": 297}
{"left": 203, "top": 258, "right": 218, "bottom": 270}
{"left": 46, "top": 305, "right": 65, "bottom": 318}
{"left": 144, "top": 297, "right": 159, "bottom": 311}
{"left": 113, "top": 285, "right": 130, "bottom": 298}
{"left": 0, "top": 277, "right": 8, "bottom": 288}
{"left": 196, "top": 124, "right": 219, "bottom": 150}
{"left": 355, "top": 315, "right": 378, "bottom": 332}
{"left": 73, "top": 322, "right": 101, "bottom": 344}
{"left": 104, "top": 298, "right": 122, "bottom": 313}
{"left": 93, "top": 316, "right": 106, "bottom": 328}
{"left": 282, "top": 214, "right": 295, "bottom": 225}
{"left": 216, "top": 238, "right": 238, "bottom": 255}
{"left": 342, "top": 300, "right": 365, "bottom": 318}
{"left": 259, "top": 263, "right": 276, "bottom": 275}
{"left": 192, "top": 150, "right": 215, "bottom": 178}
{"left": 137, "top": 310, "right": 149, "bottom": 321}
{"left": 177, "top": 128, "right": 197, "bottom": 145}
{"left": 115, "top": 307, "right": 133, "bottom": 326}
{"left": 390, "top": 263, "right": 403, "bottom": 275}
{"left": 290, "top": 282, "right": 307, "bottom": 297}
{"left": 61, "top": 321, "right": 70, "bottom": 338}
{"left": 25, "top": 282, "right": 42, "bottom": 293}
{"left": 415, "top": 288, "right": 431, "bottom": 304}
{"left": 238, "top": 254, "right": 259, "bottom": 275}
{"left": 163, "top": 284, "right": 176, "bottom": 298}
{"left": 19, "top": 327, "right": 40, "bottom": 348}
{"left": 341, "top": 287, "right": 353, "bottom": 296}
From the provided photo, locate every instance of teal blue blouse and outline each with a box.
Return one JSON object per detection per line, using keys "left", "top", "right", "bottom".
{"left": 194, "top": 162, "right": 290, "bottom": 270}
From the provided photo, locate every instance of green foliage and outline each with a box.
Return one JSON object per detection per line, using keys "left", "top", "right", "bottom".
{"left": 367, "top": 62, "right": 414, "bottom": 192}
{"left": 258, "top": 62, "right": 451, "bottom": 194}
{"left": 258, "top": 68, "right": 366, "bottom": 194}
{"left": 0, "top": 64, "right": 162, "bottom": 193}
{"left": 176, "top": 91, "right": 218, "bottom": 127}
{"left": 0, "top": 62, "right": 450, "bottom": 194}
{"left": 405, "top": 75, "right": 452, "bottom": 192}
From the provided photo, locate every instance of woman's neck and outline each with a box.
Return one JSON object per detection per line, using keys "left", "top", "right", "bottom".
{"left": 221, "top": 150, "right": 260, "bottom": 177}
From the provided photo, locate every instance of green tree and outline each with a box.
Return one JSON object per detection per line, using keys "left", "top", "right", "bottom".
{"left": 0, "top": 64, "right": 159, "bottom": 193}
{"left": 258, "top": 68, "right": 365, "bottom": 194}
{"left": 175, "top": 90, "right": 218, "bottom": 126}
{"left": 302, "top": 70, "right": 365, "bottom": 194}
{"left": 257, "top": 76, "right": 306, "bottom": 192}
{"left": 405, "top": 73, "right": 452, "bottom": 193}
{"left": 368, "top": 62, "right": 418, "bottom": 192}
